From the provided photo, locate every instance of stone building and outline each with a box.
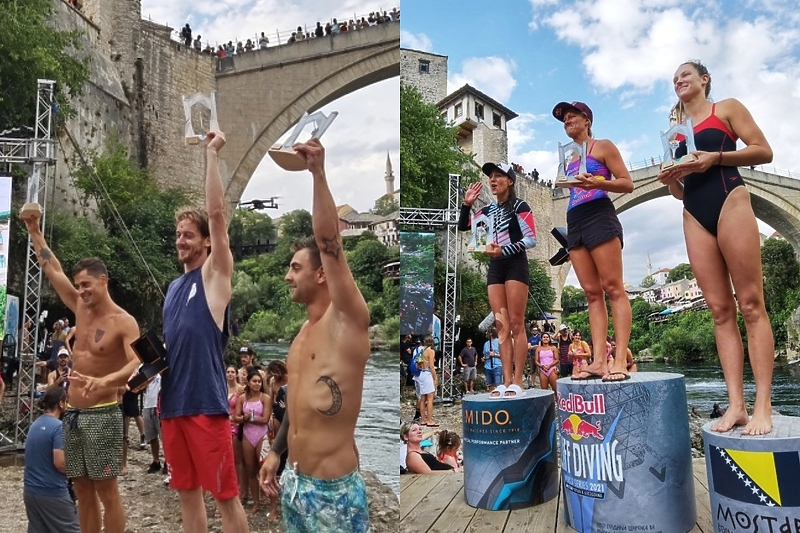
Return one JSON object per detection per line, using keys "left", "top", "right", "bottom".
{"left": 399, "top": 48, "right": 447, "bottom": 104}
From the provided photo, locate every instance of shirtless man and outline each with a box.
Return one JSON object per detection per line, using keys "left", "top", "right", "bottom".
{"left": 159, "top": 130, "right": 248, "bottom": 533}
{"left": 20, "top": 212, "right": 141, "bottom": 533}
{"left": 47, "top": 346, "right": 72, "bottom": 389}
{"left": 259, "top": 139, "right": 371, "bottom": 533}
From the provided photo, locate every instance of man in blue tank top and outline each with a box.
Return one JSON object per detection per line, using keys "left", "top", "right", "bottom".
{"left": 259, "top": 139, "right": 371, "bottom": 533}
{"left": 159, "top": 130, "right": 248, "bottom": 532}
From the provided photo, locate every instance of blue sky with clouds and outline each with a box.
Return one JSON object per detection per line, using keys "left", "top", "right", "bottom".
{"left": 401, "top": 0, "right": 800, "bottom": 286}
{"left": 141, "top": 0, "right": 399, "bottom": 218}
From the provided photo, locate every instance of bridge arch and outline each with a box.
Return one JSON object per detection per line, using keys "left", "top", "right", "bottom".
{"left": 214, "top": 23, "right": 400, "bottom": 207}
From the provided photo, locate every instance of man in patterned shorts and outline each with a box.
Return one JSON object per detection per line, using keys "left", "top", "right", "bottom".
{"left": 21, "top": 212, "right": 141, "bottom": 533}
{"left": 259, "top": 139, "right": 371, "bottom": 533}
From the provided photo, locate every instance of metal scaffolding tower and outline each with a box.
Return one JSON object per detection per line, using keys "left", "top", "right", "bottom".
{"left": 0, "top": 80, "right": 57, "bottom": 448}
{"left": 399, "top": 174, "right": 461, "bottom": 400}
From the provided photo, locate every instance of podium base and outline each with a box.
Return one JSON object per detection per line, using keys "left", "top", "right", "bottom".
{"left": 703, "top": 416, "right": 800, "bottom": 529}
{"left": 268, "top": 144, "right": 308, "bottom": 171}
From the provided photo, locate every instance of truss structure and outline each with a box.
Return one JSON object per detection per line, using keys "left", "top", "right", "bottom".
{"left": 0, "top": 80, "right": 56, "bottom": 449}
{"left": 399, "top": 174, "right": 461, "bottom": 400}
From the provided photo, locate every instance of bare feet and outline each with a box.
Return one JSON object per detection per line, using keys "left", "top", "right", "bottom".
{"left": 248, "top": 504, "right": 261, "bottom": 516}
{"left": 742, "top": 409, "right": 772, "bottom": 436}
{"left": 710, "top": 406, "right": 749, "bottom": 433}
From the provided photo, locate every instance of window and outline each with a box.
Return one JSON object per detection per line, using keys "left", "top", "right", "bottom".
{"left": 493, "top": 112, "right": 502, "bottom": 128}
{"left": 418, "top": 60, "right": 430, "bottom": 74}
{"left": 455, "top": 103, "right": 463, "bottom": 117}
{"left": 475, "top": 102, "right": 484, "bottom": 120}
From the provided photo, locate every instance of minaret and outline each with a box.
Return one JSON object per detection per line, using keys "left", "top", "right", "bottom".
{"left": 384, "top": 152, "right": 395, "bottom": 196}
{"left": 646, "top": 252, "right": 652, "bottom": 276}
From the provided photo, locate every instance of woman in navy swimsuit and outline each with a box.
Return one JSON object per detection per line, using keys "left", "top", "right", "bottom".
{"left": 658, "top": 61, "right": 774, "bottom": 435}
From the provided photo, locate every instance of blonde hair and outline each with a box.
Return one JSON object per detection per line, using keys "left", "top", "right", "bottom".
{"left": 673, "top": 60, "right": 712, "bottom": 124}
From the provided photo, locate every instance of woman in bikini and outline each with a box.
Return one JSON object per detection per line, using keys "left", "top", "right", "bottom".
{"left": 568, "top": 330, "right": 591, "bottom": 379}
{"left": 552, "top": 101, "right": 634, "bottom": 382}
{"left": 458, "top": 163, "right": 537, "bottom": 398}
{"left": 235, "top": 369, "right": 271, "bottom": 514}
{"left": 226, "top": 366, "right": 246, "bottom": 500}
{"left": 534, "top": 333, "right": 559, "bottom": 392}
{"left": 658, "top": 61, "right": 774, "bottom": 435}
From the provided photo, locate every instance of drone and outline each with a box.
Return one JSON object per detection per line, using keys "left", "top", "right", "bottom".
{"left": 239, "top": 197, "right": 280, "bottom": 210}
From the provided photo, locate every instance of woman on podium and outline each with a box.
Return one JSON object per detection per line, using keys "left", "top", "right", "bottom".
{"left": 552, "top": 101, "right": 634, "bottom": 381}
{"left": 459, "top": 163, "right": 537, "bottom": 398}
{"left": 657, "top": 61, "right": 774, "bottom": 435}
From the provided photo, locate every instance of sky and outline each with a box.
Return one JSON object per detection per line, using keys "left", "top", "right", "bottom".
{"left": 141, "top": 0, "right": 400, "bottom": 218}
{"left": 401, "top": 0, "right": 800, "bottom": 287}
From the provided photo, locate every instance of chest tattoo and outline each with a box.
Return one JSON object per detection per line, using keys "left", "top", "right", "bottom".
{"left": 316, "top": 376, "right": 342, "bottom": 416}
{"left": 94, "top": 329, "right": 105, "bottom": 343}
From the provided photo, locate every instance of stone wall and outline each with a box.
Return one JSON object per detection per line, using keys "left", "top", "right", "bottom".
{"left": 400, "top": 48, "right": 447, "bottom": 104}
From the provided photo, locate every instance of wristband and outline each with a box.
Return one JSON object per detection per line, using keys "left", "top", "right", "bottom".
{"left": 718, "top": 151, "right": 723, "bottom": 166}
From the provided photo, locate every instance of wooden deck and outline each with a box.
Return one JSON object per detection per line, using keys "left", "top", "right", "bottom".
{"left": 400, "top": 458, "right": 714, "bottom": 532}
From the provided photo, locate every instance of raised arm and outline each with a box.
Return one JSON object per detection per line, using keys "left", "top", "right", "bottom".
{"left": 19, "top": 211, "right": 79, "bottom": 311}
{"left": 294, "top": 139, "right": 369, "bottom": 327}
{"left": 202, "top": 131, "right": 234, "bottom": 327}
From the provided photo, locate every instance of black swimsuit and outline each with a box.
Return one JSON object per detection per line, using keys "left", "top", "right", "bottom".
{"left": 409, "top": 450, "right": 453, "bottom": 471}
{"left": 675, "top": 104, "right": 745, "bottom": 236}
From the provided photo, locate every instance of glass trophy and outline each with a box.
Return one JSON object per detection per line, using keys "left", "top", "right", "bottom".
{"left": 182, "top": 91, "right": 220, "bottom": 145}
{"left": 555, "top": 141, "right": 588, "bottom": 188}
{"left": 20, "top": 175, "right": 42, "bottom": 221}
{"left": 659, "top": 118, "right": 697, "bottom": 170}
{"left": 268, "top": 111, "right": 338, "bottom": 171}
{"left": 466, "top": 217, "right": 493, "bottom": 253}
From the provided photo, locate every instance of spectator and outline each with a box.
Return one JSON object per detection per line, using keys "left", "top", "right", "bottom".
{"left": 47, "top": 347, "right": 71, "bottom": 389}
{"left": 244, "top": 38, "right": 254, "bottom": 52}
{"left": 400, "top": 334, "right": 414, "bottom": 387}
{"left": 413, "top": 336, "right": 437, "bottom": 427}
{"left": 142, "top": 374, "right": 164, "bottom": 474}
{"left": 226, "top": 366, "right": 246, "bottom": 500}
{"left": 216, "top": 45, "right": 226, "bottom": 58}
{"left": 482, "top": 327, "right": 502, "bottom": 394}
{"left": 287, "top": 32, "right": 296, "bottom": 44}
{"left": 368, "top": 12, "right": 376, "bottom": 25}
{"left": 314, "top": 22, "right": 323, "bottom": 37}
{"left": 203, "top": 44, "right": 214, "bottom": 55}
{"left": 235, "top": 369, "right": 271, "bottom": 515}
{"left": 403, "top": 423, "right": 454, "bottom": 474}
{"left": 295, "top": 26, "right": 306, "bottom": 41}
{"left": 437, "top": 430, "right": 462, "bottom": 472}
{"left": 348, "top": 20, "right": 357, "bottom": 31}
{"left": 340, "top": 21, "right": 348, "bottom": 33}
{"left": 568, "top": 330, "right": 591, "bottom": 379}
{"left": 527, "top": 326, "right": 541, "bottom": 378}
{"left": 235, "top": 41, "right": 244, "bottom": 54}
{"left": 532, "top": 168, "right": 540, "bottom": 181}
{"left": 324, "top": 22, "right": 332, "bottom": 35}
{"left": 535, "top": 332, "right": 559, "bottom": 392}
{"left": 556, "top": 324, "right": 573, "bottom": 376}
{"left": 390, "top": 7, "right": 400, "bottom": 21}
{"left": 193, "top": 35, "right": 202, "bottom": 51}
{"left": 180, "top": 23, "right": 192, "bottom": 48}
{"left": 259, "top": 32, "right": 269, "bottom": 49}
{"left": 61, "top": 317, "right": 71, "bottom": 334}
{"left": 711, "top": 403, "right": 726, "bottom": 419}
{"left": 457, "top": 339, "right": 477, "bottom": 394}
{"left": 358, "top": 17, "right": 368, "bottom": 29}
{"left": 225, "top": 41, "right": 235, "bottom": 55}
{"left": 121, "top": 387, "right": 145, "bottom": 475}
{"left": 331, "top": 18, "right": 341, "bottom": 34}
{"left": 24, "top": 386, "right": 80, "bottom": 532}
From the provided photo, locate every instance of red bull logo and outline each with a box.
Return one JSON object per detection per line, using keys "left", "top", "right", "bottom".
{"left": 557, "top": 392, "right": 606, "bottom": 415}
{"left": 560, "top": 414, "right": 603, "bottom": 441}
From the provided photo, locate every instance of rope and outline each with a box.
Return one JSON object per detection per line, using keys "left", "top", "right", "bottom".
{"left": 57, "top": 119, "right": 166, "bottom": 300}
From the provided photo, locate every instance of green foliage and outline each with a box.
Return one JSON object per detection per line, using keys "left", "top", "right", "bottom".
{"left": 0, "top": 0, "right": 90, "bottom": 129}
{"left": 640, "top": 275, "right": 656, "bottom": 288}
{"left": 667, "top": 263, "right": 694, "bottom": 282}
{"left": 657, "top": 311, "right": 717, "bottom": 363}
{"left": 561, "top": 285, "right": 587, "bottom": 314}
{"left": 761, "top": 238, "right": 800, "bottom": 348}
{"left": 527, "top": 261, "right": 556, "bottom": 319}
{"left": 347, "top": 237, "right": 390, "bottom": 294}
{"left": 372, "top": 195, "right": 398, "bottom": 216}
{"left": 229, "top": 209, "right": 276, "bottom": 260}
{"left": 400, "top": 84, "right": 479, "bottom": 209}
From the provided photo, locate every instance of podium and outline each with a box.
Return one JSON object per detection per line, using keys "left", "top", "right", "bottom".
{"left": 557, "top": 372, "right": 696, "bottom": 533}
{"left": 703, "top": 416, "right": 800, "bottom": 530}
{"left": 461, "top": 388, "right": 558, "bottom": 510}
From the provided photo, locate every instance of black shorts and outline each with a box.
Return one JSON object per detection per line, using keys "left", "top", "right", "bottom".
{"left": 121, "top": 391, "right": 140, "bottom": 418}
{"left": 487, "top": 253, "right": 529, "bottom": 285}
{"left": 566, "top": 197, "right": 623, "bottom": 251}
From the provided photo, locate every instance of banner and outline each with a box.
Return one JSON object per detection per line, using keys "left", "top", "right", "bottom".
{"left": 400, "top": 231, "right": 435, "bottom": 336}
{"left": 0, "top": 176, "right": 11, "bottom": 341}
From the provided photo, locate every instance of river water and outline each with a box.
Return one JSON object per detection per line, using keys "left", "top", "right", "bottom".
{"left": 639, "top": 360, "right": 800, "bottom": 417}
{"left": 252, "top": 344, "right": 398, "bottom": 494}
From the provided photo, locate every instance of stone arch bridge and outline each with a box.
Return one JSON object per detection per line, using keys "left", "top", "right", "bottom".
{"left": 213, "top": 23, "right": 400, "bottom": 208}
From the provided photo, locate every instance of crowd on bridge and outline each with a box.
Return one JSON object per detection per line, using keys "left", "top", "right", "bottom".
{"left": 173, "top": 7, "right": 399, "bottom": 61}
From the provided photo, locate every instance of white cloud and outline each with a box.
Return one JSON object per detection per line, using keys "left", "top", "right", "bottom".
{"left": 400, "top": 30, "right": 433, "bottom": 52}
{"left": 448, "top": 57, "right": 518, "bottom": 103}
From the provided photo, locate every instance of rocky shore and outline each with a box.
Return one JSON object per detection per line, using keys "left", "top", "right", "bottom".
{"left": 0, "top": 407, "right": 398, "bottom": 533}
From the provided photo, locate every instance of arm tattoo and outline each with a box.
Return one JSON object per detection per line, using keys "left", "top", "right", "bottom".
{"left": 94, "top": 329, "right": 105, "bottom": 343}
{"left": 321, "top": 235, "right": 342, "bottom": 260}
{"left": 316, "top": 375, "right": 342, "bottom": 416}
{"left": 40, "top": 248, "right": 53, "bottom": 266}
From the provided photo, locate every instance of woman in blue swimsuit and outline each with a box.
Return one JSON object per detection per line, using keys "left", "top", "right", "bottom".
{"left": 658, "top": 61, "right": 774, "bottom": 436}
{"left": 552, "top": 101, "right": 634, "bottom": 382}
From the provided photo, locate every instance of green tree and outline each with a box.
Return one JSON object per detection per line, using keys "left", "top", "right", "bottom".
{"left": 372, "top": 195, "right": 398, "bottom": 216}
{"left": 229, "top": 209, "right": 276, "bottom": 255}
{"left": 526, "top": 261, "right": 556, "bottom": 320}
{"left": 761, "top": 238, "right": 800, "bottom": 348}
{"left": 400, "top": 84, "right": 479, "bottom": 209}
{"left": 561, "top": 285, "right": 587, "bottom": 315}
{"left": 279, "top": 210, "right": 314, "bottom": 242}
{"left": 347, "top": 238, "right": 390, "bottom": 294}
{"left": 1, "top": 0, "right": 90, "bottom": 129}
{"left": 641, "top": 275, "right": 656, "bottom": 288}
{"left": 667, "top": 263, "right": 694, "bottom": 282}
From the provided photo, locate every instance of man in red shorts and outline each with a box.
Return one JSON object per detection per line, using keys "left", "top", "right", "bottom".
{"left": 159, "top": 131, "right": 248, "bottom": 532}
